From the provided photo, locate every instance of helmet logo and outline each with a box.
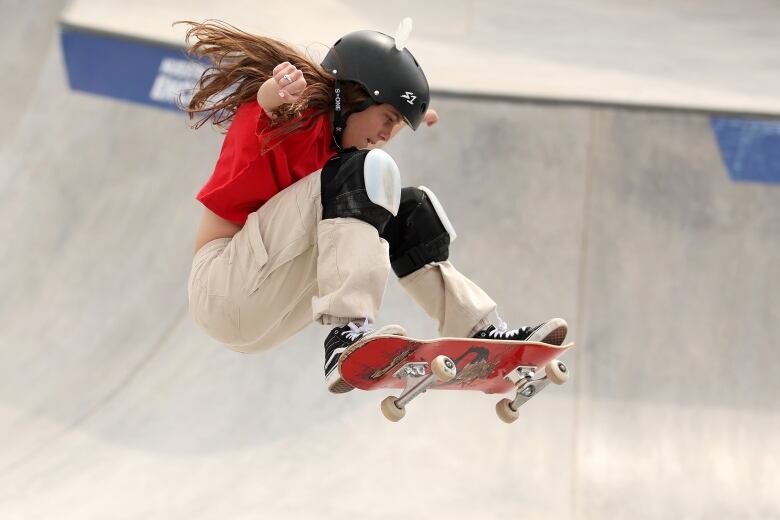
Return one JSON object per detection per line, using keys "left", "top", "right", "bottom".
{"left": 401, "top": 92, "right": 417, "bottom": 105}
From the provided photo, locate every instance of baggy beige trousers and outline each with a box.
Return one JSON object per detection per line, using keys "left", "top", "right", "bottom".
{"left": 187, "top": 171, "right": 497, "bottom": 353}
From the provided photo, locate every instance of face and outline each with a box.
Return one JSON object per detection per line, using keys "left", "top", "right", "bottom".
{"left": 341, "top": 103, "right": 405, "bottom": 149}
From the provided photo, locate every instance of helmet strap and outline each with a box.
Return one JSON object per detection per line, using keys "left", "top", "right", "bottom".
{"left": 331, "top": 79, "right": 378, "bottom": 151}
{"left": 331, "top": 79, "right": 346, "bottom": 151}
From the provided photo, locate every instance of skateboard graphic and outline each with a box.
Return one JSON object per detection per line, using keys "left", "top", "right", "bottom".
{"left": 338, "top": 334, "right": 574, "bottom": 423}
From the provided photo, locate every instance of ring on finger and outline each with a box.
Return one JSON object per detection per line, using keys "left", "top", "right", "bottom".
{"left": 282, "top": 73, "right": 292, "bottom": 84}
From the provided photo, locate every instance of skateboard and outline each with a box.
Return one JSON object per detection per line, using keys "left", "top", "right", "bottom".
{"left": 338, "top": 334, "right": 574, "bottom": 423}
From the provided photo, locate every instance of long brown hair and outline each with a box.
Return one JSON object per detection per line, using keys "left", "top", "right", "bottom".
{"left": 178, "top": 20, "right": 369, "bottom": 149}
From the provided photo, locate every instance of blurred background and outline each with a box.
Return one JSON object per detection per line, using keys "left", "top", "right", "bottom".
{"left": 1, "top": 1, "right": 778, "bottom": 518}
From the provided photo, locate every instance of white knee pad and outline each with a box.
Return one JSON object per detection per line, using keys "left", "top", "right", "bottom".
{"left": 364, "top": 149, "right": 401, "bottom": 216}
{"left": 418, "top": 185, "right": 457, "bottom": 242}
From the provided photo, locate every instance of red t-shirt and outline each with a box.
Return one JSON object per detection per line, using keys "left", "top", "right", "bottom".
{"left": 196, "top": 102, "right": 336, "bottom": 225}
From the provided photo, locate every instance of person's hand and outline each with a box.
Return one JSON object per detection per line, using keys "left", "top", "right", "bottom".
{"left": 273, "top": 62, "right": 306, "bottom": 103}
{"left": 423, "top": 108, "right": 439, "bottom": 127}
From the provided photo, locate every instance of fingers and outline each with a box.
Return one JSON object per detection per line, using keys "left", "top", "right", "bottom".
{"left": 424, "top": 108, "right": 439, "bottom": 127}
{"left": 273, "top": 62, "right": 296, "bottom": 84}
{"left": 279, "top": 69, "right": 304, "bottom": 90}
{"left": 273, "top": 62, "right": 306, "bottom": 101}
{"left": 272, "top": 62, "right": 289, "bottom": 76}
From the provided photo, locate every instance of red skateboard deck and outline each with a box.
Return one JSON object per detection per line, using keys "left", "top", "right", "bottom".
{"left": 339, "top": 335, "right": 574, "bottom": 394}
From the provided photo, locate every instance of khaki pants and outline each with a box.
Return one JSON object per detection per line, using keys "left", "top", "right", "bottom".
{"left": 187, "top": 171, "right": 497, "bottom": 353}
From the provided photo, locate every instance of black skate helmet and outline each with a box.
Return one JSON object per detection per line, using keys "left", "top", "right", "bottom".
{"left": 321, "top": 28, "right": 430, "bottom": 148}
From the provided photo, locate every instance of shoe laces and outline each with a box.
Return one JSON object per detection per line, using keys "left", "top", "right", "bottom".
{"left": 341, "top": 319, "right": 374, "bottom": 341}
{"left": 488, "top": 320, "right": 521, "bottom": 338}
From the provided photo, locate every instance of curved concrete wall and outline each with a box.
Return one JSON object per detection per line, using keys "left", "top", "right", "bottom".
{"left": 1, "top": 3, "right": 778, "bottom": 519}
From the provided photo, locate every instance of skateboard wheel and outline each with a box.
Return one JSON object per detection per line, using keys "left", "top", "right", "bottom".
{"left": 381, "top": 396, "right": 406, "bottom": 422}
{"left": 545, "top": 359, "right": 569, "bottom": 385}
{"left": 430, "top": 355, "right": 456, "bottom": 382}
{"left": 495, "top": 398, "right": 519, "bottom": 424}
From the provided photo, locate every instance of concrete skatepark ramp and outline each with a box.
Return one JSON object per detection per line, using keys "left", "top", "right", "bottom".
{"left": 1, "top": 2, "right": 779, "bottom": 519}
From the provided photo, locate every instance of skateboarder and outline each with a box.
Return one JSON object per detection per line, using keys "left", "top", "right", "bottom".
{"left": 184, "top": 20, "right": 569, "bottom": 392}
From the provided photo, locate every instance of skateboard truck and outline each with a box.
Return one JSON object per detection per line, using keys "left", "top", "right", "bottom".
{"left": 380, "top": 356, "right": 457, "bottom": 422}
{"left": 393, "top": 363, "right": 428, "bottom": 379}
{"left": 495, "top": 359, "right": 570, "bottom": 424}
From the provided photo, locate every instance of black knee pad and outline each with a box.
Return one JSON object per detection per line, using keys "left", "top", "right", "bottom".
{"left": 320, "top": 148, "right": 401, "bottom": 234}
{"left": 381, "top": 186, "right": 456, "bottom": 278}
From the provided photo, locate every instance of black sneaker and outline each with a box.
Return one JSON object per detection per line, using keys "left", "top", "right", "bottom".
{"left": 473, "top": 318, "right": 568, "bottom": 346}
{"left": 325, "top": 322, "right": 406, "bottom": 393}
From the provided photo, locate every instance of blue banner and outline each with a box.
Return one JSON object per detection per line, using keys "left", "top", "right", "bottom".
{"left": 711, "top": 117, "right": 780, "bottom": 184}
{"left": 61, "top": 28, "right": 204, "bottom": 112}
